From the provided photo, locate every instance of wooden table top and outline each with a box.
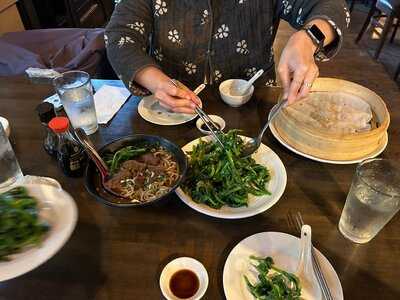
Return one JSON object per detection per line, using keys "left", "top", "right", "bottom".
{"left": 1, "top": 43, "right": 400, "bottom": 299}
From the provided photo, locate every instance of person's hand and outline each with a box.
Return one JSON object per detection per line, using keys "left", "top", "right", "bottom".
{"left": 153, "top": 79, "right": 201, "bottom": 114}
{"left": 278, "top": 30, "right": 319, "bottom": 104}
{"left": 134, "top": 66, "right": 201, "bottom": 114}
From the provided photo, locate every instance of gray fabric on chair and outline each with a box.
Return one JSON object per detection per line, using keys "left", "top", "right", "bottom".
{"left": 0, "top": 41, "right": 45, "bottom": 76}
{"left": 0, "top": 28, "right": 105, "bottom": 76}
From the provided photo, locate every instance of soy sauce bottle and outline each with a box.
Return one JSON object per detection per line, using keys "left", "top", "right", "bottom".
{"left": 48, "top": 117, "right": 87, "bottom": 177}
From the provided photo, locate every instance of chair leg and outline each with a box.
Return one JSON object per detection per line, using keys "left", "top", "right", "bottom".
{"left": 356, "top": 4, "right": 377, "bottom": 43}
{"left": 395, "top": 62, "right": 400, "bottom": 80}
{"left": 374, "top": 13, "right": 395, "bottom": 59}
{"left": 390, "top": 18, "right": 399, "bottom": 43}
{"left": 350, "top": 0, "right": 356, "bottom": 13}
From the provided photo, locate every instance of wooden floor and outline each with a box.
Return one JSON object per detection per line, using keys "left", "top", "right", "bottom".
{"left": 274, "top": 3, "right": 400, "bottom": 88}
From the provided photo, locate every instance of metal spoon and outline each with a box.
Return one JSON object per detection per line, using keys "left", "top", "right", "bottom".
{"left": 74, "top": 128, "right": 126, "bottom": 199}
{"left": 240, "top": 98, "right": 288, "bottom": 158}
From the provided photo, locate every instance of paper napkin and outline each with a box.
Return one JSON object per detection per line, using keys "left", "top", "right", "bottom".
{"left": 94, "top": 85, "right": 131, "bottom": 124}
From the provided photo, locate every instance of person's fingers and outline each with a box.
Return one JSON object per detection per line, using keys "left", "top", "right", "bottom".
{"left": 287, "top": 65, "right": 308, "bottom": 104}
{"left": 159, "top": 99, "right": 194, "bottom": 114}
{"left": 298, "top": 64, "right": 319, "bottom": 100}
{"left": 187, "top": 90, "right": 202, "bottom": 106}
{"left": 171, "top": 106, "right": 197, "bottom": 114}
{"left": 167, "top": 84, "right": 190, "bottom": 99}
{"left": 154, "top": 90, "right": 196, "bottom": 112}
{"left": 277, "top": 63, "right": 291, "bottom": 99}
{"left": 164, "top": 81, "right": 202, "bottom": 106}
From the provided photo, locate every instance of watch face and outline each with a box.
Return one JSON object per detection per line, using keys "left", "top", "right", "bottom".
{"left": 310, "top": 24, "right": 325, "bottom": 42}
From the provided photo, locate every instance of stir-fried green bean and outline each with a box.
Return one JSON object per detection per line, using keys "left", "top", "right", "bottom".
{"left": 104, "top": 146, "right": 147, "bottom": 174}
{"left": 0, "top": 187, "right": 50, "bottom": 261}
{"left": 182, "top": 130, "right": 270, "bottom": 209}
{"left": 244, "top": 256, "right": 302, "bottom": 300}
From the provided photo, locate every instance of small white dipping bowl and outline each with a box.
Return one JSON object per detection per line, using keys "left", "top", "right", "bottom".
{"left": 219, "top": 79, "right": 254, "bottom": 107}
{"left": 0, "top": 116, "right": 10, "bottom": 137}
{"left": 160, "top": 257, "right": 209, "bottom": 300}
{"left": 196, "top": 114, "right": 226, "bottom": 135}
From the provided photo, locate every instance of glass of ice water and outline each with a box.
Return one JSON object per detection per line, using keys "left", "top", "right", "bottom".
{"left": 339, "top": 158, "right": 400, "bottom": 243}
{"left": 0, "top": 123, "right": 23, "bottom": 190}
{"left": 53, "top": 71, "right": 98, "bottom": 135}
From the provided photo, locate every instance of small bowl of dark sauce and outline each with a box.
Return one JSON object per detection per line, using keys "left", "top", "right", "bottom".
{"left": 160, "top": 257, "right": 208, "bottom": 300}
{"left": 196, "top": 115, "right": 226, "bottom": 135}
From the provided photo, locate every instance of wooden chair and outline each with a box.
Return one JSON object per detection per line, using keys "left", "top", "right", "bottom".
{"left": 356, "top": 0, "right": 400, "bottom": 59}
{"left": 350, "top": 0, "right": 356, "bottom": 12}
{"left": 64, "top": 0, "right": 107, "bottom": 28}
{"left": 349, "top": 0, "right": 374, "bottom": 13}
{"left": 395, "top": 62, "right": 400, "bottom": 79}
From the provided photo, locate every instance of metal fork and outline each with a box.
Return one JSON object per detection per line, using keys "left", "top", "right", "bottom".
{"left": 287, "top": 211, "right": 334, "bottom": 300}
{"left": 170, "top": 79, "right": 225, "bottom": 149}
{"left": 240, "top": 97, "right": 287, "bottom": 158}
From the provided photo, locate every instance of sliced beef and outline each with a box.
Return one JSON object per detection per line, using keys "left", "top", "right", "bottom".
{"left": 120, "top": 160, "right": 146, "bottom": 172}
{"left": 105, "top": 154, "right": 167, "bottom": 195}
{"left": 105, "top": 169, "right": 131, "bottom": 194}
{"left": 137, "top": 153, "right": 160, "bottom": 166}
{"left": 135, "top": 173, "right": 146, "bottom": 187}
{"left": 147, "top": 164, "right": 165, "bottom": 174}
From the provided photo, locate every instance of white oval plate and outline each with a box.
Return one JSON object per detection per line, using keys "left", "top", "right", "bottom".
{"left": 0, "top": 184, "right": 78, "bottom": 282}
{"left": 223, "top": 232, "right": 343, "bottom": 300}
{"left": 175, "top": 136, "right": 287, "bottom": 219}
{"left": 138, "top": 95, "right": 197, "bottom": 126}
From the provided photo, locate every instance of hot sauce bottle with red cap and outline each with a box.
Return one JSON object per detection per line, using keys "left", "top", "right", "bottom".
{"left": 48, "top": 117, "right": 87, "bottom": 177}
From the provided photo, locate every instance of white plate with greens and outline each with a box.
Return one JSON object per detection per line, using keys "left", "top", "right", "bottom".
{"left": 138, "top": 95, "right": 197, "bottom": 126}
{"left": 0, "top": 184, "right": 77, "bottom": 281}
{"left": 223, "top": 232, "right": 343, "bottom": 300}
{"left": 175, "top": 135, "right": 287, "bottom": 219}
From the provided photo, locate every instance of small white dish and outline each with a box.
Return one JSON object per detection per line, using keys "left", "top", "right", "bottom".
{"left": 0, "top": 116, "right": 10, "bottom": 137}
{"left": 219, "top": 79, "right": 254, "bottom": 107}
{"left": 160, "top": 257, "right": 209, "bottom": 300}
{"left": 196, "top": 115, "right": 226, "bottom": 135}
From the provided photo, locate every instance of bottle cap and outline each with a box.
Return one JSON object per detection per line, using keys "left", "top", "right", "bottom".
{"left": 48, "top": 117, "right": 69, "bottom": 133}
{"left": 36, "top": 102, "right": 56, "bottom": 124}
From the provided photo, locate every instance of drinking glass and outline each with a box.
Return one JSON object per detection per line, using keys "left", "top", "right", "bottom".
{"left": 339, "top": 158, "right": 400, "bottom": 243}
{"left": 53, "top": 71, "right": 98, "bottom": 135}
{"left": 0, "top": 123, "right": 23, "bottom": 190}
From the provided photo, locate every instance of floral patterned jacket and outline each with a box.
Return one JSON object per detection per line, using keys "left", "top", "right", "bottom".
{"left": 105, "top": 0, "right": 350, "bottom": 95}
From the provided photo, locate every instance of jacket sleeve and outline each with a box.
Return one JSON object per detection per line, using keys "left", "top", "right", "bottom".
{"left": 277, "top": 0, "right": 351, "bottom": 60}
{"left": 105, "top": 0, "right": 159, "bottom": 95}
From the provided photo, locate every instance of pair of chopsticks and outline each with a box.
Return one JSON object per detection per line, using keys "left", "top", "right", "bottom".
{"left": 170, "top": 79, "right": 225, "bottom": 149}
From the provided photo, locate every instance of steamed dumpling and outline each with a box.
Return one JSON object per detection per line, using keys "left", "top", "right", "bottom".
{"left": 284, "top": 92, "right": 373, "bottom": 134}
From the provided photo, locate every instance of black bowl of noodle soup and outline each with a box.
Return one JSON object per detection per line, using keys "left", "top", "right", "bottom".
{"left": 85, "top": 135, "right": 187, "bottom": 207}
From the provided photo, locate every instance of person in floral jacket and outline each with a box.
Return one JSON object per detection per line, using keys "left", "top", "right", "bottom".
{"left": 105, "top": 0, "right": 350, "bottom": 113}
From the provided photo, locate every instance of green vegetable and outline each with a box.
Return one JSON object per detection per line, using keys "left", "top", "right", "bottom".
{"left": 0, "top": 187, "right": 50, "bottom": 261}
{"left": 244, "top": 256, "right": 302, "bottom": 300}
{"left": 104, "top": 146, "right": 148, "bottom": 174}
{"left": 182, "top": 130, "right": 270, "bottom": 209}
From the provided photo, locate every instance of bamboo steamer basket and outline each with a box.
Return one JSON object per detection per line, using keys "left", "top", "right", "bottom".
{"left": 272, "top": 78, "right": 390, "bottom": 161}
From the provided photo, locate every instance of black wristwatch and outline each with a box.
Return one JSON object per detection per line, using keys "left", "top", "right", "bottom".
{"left": 302, "top": 24, "right": 326, "bottom": 60}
